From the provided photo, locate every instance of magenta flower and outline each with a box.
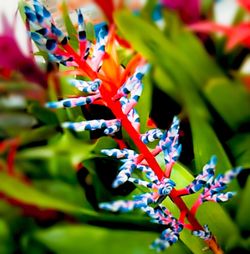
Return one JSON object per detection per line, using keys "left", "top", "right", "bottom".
{"left": 0, "top": 15, "right": 47, "bottom": 88}
{"left": 160, "top": 0, "right": 200, "bottom": 23}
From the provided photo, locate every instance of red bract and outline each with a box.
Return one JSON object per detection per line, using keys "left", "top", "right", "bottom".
{"left": 189, "top": 21, "right": 250, "bottom": 51}
{"left": 161, "top": 0, "right": 200, "bottom": 23}
{"left": 238, "top": 0, "right": 250, "bottom": 11}
{"left": 189, "top": 0, "right": 250, "bottom": 51}
{"left": 94, "top": 0, "right": 116, "bottom": 23}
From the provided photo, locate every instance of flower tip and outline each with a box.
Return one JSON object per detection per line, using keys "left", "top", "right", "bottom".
{"left": 210, "top": 155, "right": 217, "bottom": 165}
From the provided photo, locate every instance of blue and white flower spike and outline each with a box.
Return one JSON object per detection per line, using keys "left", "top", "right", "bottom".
{"left": 186, "top": 156, "right": 216, "bottom": 194}
{"left": 151, "top": 228, "right": 181, "bottom": 251}
{"left": 192, "top": 225, "right": 212, "bottom": 240}
{"left": 137, "top": 164, "right": 159, "bottom": 183}
{"left": 141, "top": 129, "right": 163, "bottom": 144}
{"left": 62, "top": 119, "right": 121, "bottom": 133}
{"left": 45, "top": 94, "right": 101, "bottom": 108}
{"left": 101, "top": 148, "right": 137, "bottom": 160}
{"left": 158, "top": 116, "right": 182, "bottom": 172}
{"left": 114, "top": 64, "right": 149, "bottom": 100}
{"left": 112, "top": 160, "right": 137, "bottom": 187}
{"left": 69, "top": 79, "right": 101, "bottom": 94}
{"left": 200, "top": 166, "right": 242, "bottom": 203}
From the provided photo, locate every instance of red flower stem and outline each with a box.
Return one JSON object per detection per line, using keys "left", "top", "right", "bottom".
{"left": 175, "top": 188, "right": 190, "bottom": 196}
{"left": 190, "top": 198, "right": 203, "bottom": 216}
{"left": 62, "top": 44, "right": 98, "bottom": 79}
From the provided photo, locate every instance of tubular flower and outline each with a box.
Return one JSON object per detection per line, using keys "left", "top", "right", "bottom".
{"left": 24, "top": 1, "right": 242, "bottom": 252}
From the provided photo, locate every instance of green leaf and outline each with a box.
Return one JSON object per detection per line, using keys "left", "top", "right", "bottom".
{"left": 228, "top": 133, "right": 250, "bottom": 168}
{"left": 20, "top": 126, "right": 57, "bottom": 146}
{"left": 61, "top": 1, "right": 78, "bottom": 50}
{"left": 33, "top": 180, "right": 92, "bottom": 209}
{"left": 197, "top": 202, "right": 241, "bottom": 248}
{"left": 135, "top": 72, "right": 152, "bottom": 133}
{"left": 86, "top": 22, "right": 95, "bottom": 42}
{"left": 205, "top": 79, "right": 250, "bottom": 131}
{"left": 0, "top": 172, "right": 94, "bottom": 216}
{"left": 115, "top": 11, "right": 223, "bottom": 90}
{"left": 17, "top": 131, "right": 96, "bottom": 165}
{"left": 189, "top": 113, "right": 232, "bottom": 175}
{"left": 28, "top": 102, "right": 59, "bottom": 125}
{"left": 153, "top": 67, "right": 181, "bottom": 103}
{"left": 169, "top": 28, "right": 223, "bottom": 84}
{"left": 0, "top": 219, "right": 13, "bottom": 254}
{"left": 236, "top": 176, "right": 250, "bottom": 232}
{"left": 31, "top": 224, "right": 191, "bottom": 254}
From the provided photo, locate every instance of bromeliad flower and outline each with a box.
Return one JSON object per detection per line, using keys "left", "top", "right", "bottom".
{"left": 24, "top": 1, "right": 242, "bottom": 253}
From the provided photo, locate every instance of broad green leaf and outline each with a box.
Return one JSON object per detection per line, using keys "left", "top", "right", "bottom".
{"left": 31, "top": 224, "right": 192, "bottom": 254}
{"left": 153, "top": 67, "right": 181, "bottom": 103}
{"left": 169, "top": 26, "right": 223, "bottom": 84}
{"left": 33, "top": 180, "right": 92, "bottom": 209}
{"left": 189, "top": 113, "right": 232, "bottom": 174}
{"left": 201, "top": 0, "right": 214, "bottom": 13}
{"left": 0, "top": 80, "right": 34, "bottom": 93}
{"left": 0, "top": 173, "right": 152, "bottom": 228}
{"left": 0, "top": 172, "right": 94, "bottom": 215}
{"left": 197, "top": 202, "right": 241, "bottom": 248}
{"left": 17, "top": 131, "right": 96, "bottom": 165}
{"left": 205, "top": 79, "right": 250, "bottom": 131}
{"left": 236, "top": 176, "right": 250, "bottom": 232}
{"left": 228, "top": 133, "right": 250, "bottom": 168}
{"left": 92, "top": 137, "right": 117, "bottom": 154}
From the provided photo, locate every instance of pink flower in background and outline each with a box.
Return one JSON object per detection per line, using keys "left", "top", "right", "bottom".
{"left": 0, "top": 16, "right": 47, "bottom": 88}
{"left": 161, "top": 0, "right": 200, "bottom": 23}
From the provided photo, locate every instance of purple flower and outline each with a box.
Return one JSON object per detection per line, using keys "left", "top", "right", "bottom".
{"left": 160, "top": 0, "right": 200, "bottom": 23}
{"left": 0, "top": 15, "right": 47, "bottom": 88}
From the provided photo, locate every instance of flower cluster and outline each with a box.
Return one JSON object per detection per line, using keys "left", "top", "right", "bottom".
{"left": 24, "top": 1, "right": 242, "bottom": 252}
